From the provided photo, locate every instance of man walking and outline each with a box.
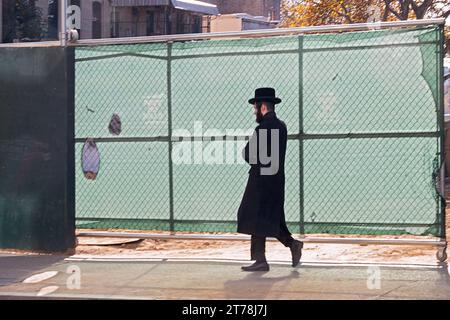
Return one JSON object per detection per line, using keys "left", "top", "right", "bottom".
{"left": 237, "top": 87, "right": 303, "bottom": 272}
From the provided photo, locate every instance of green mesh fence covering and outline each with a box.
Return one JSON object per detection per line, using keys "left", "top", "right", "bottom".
{"left": 74, "top": 25, "right": 446, "bottom": 237}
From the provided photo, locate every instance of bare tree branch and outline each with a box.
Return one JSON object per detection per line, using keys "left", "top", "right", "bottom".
{"left": 382, "top": 5, "right": 390, "bottom": 21}
{"left": 444, "top": 9, "right": 450, "bottom": 18}
{"left": 410, "top": 0, "right": 434, "bottom": 19}
{"left": 400, "top": 0, "right": 411, "bottom": 20}
{"left": 384, "top": 0, "right": 402, "bottom": 19}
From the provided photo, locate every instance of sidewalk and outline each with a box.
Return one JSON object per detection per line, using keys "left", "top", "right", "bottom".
{"left": 1, "top": 251, "right": 450, "bottom": 300}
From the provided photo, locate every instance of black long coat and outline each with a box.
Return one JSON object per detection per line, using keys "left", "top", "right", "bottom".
{"left": 237, "top": 111, "right": 290, "bottom": 238}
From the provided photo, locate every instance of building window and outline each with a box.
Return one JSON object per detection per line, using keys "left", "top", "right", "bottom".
{"left": 92, "top": 1, "right": 102, "bottom": 39}
{"left": 155, "top": 11, "right": 165, "bottom": 35}
{"left": 184, "top": 14, "right": 191, "bottom": 34}
{"left": 112, "top": 8, "right": 120, "bottom": 38}
{"left": 146, "top": 11, "right": 155, "bottom": 35}
{"left": 176, "top": 12, "right": 184, "bottom": 34}
{"left": 131, "top": 7, "right": 139, "bottom": 37}
{"left": 193, "top": 15, "right": 201, "bottom": 33}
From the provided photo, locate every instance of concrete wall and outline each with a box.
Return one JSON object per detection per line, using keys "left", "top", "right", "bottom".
{"left": 210, "top": 14, "right": 241, "bottom": 32}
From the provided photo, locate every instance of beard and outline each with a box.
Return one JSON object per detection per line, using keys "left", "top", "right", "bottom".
{"left": 255, "top": 108, "right": 264, "bottom": 123}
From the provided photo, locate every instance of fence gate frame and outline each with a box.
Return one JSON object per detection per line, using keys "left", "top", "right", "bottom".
{"left": 66, "top": 18, "right": 448, "bottom": 261}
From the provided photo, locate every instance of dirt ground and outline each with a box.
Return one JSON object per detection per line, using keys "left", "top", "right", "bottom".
{"left": 1, "top": 232, "right": 439, "bottom": 265}
{"left": 69, "top": 196, "right": 449, "bottom": 263}
{"left": 73, "top": 241, "right": 437, "bottom": 263}
{"left": 1, "top": 199, "right": 448, "bottom": 265}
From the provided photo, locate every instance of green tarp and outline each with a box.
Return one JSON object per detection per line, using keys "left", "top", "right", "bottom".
{"left": 74, "top": 26, "right": 445, "bottom": 236}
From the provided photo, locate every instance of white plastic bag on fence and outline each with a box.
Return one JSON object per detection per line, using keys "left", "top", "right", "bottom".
{"left": 81, "top": 138, "right": 100, "bottom": 180}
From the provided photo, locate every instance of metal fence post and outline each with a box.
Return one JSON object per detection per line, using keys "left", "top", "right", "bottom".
{"left": 167, "top": 41, "right": 175, "bottom": 232}
{"left": 438, "top": 25, "right": 447, "bottom": 242}
{"left": 298, "top": 35, "right": 305, "bottom": 235}
{"left": 59, "top": 0, "right": 67, "bottom": 46}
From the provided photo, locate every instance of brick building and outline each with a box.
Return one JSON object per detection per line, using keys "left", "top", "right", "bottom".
{"left": 1, "top": 0, "right": 281, "bottom": 42}
{"left": 216, "top": 0, "right": 281, "bottom": 21}
{"left": 204, "top": 0, "right": 281, "bottom": 32}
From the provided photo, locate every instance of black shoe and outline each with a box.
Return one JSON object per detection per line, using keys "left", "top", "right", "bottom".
{"left": 241, "top": 261, "right": 270, "bottom": 272}
{"left": 290, "top": 240, "right": 303, "bottom": 267}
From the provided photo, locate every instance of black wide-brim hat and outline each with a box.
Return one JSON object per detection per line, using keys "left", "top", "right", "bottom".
{"left": 248, "top": 87, "right": 282, "bottom": 105}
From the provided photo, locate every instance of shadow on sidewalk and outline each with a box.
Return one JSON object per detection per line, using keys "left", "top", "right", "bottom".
{"left": 223, "top": 269, "right": 301, "bottom": 299}
{"left": 1, "top": 256, "right": 450, "bottom": 299}
{"left": 222, "top": 261, "right": 450, "bottom": 300}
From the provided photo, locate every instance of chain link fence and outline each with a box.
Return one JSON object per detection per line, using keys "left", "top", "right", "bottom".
{"left": 74, "top": 24, "right": 446, "bottom": 238}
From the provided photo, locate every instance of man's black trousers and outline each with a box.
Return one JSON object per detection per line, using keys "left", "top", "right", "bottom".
{"left": 250, "top": 224, "right": 294, "bottom": 262}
